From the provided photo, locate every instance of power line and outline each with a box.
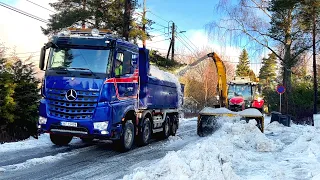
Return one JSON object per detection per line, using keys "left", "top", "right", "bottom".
{"left": 148, "top": 11, "right": 169, "bottom": 23}
{"left": 148, "top": 38, "right": 170, "bottom": 44}
{"left": 153, "top": 22, "right": 168, "bottom": 28}
{"left": 176, "top": 36, "right": 197, "bottom": 57}
{"left": 176, "top": 26, "right": 198, "bottom": 50}
{"left": 26, "top": 0, "right": 55, "bottom": 13}
{"left": 0, "top": 2, "right": 49, "bottom": 23}
{"left": 149, "top": 33, "right": 169, "bottom": 38}
{"left": 176, "top": 34, "right": 196, "bottom": 52}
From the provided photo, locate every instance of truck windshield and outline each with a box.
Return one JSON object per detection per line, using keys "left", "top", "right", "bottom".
{"left": 48, "top": 47, "right": 110, "bottom": 74}
{"left": 228, "top": 84, "right": 252, "bottom": 100}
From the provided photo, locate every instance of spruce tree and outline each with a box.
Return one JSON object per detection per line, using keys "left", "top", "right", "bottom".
{"left": 236, "top": 49, "right": 251, "bottom": 76}
{"left": 12, "top": 58, "right": 41, "bottom": 139}
{"left": 259, "top": 53, "right": 277, "bottom": 85}
{"left": 0, "top": 58, "right": 16, "bottom": 125}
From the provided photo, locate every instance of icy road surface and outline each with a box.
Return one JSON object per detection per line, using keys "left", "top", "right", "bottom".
{"left": 0, "top": 118, "right": 199, "bottom": 180}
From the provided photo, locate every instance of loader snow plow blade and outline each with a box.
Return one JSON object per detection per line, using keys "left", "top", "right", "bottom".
{"left": 197, "top": 107, "right": 264, "bottom": 137}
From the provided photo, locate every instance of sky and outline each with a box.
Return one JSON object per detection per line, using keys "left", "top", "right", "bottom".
{"left": 0, "top": 0, "right": 265, "bottom": 74}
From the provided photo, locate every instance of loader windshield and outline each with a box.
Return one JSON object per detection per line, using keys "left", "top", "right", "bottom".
{"left": 48, "top": 47, "right": 111, "bottom": 74}
{"left": 228, "top": 84, "right": 252, "bottom": 100}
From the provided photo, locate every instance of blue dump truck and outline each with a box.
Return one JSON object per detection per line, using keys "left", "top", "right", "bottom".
{"left": 38, "top": 28, "right": 182, "bottom": 151}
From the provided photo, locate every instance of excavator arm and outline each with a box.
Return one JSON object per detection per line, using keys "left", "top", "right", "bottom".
{"left": 176, "top": 52, "right": 228, "bottom": 107}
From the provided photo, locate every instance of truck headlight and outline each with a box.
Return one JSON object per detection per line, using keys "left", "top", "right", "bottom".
{"left": 39, "top": 116, "right": 47, "bottom": 124}
{"left": 94, "top": 121, "right": 109, "bottom": 131}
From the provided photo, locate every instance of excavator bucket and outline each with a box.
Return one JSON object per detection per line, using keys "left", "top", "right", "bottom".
{"left": 197, "top": 107, "right": 264, "bottom": 137}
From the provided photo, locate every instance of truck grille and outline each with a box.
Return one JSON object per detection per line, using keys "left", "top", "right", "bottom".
{"left": 47, "top": 88, "right": 99, "bottom": 120}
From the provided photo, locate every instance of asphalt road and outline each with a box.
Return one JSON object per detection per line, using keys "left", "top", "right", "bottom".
{"left": 0, "top": 119, "right": 198, "bottom": 180}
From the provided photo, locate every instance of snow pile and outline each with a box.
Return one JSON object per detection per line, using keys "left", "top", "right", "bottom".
{"left": 123, "top": 117, "right": 320, "bottom": 180}
{"left": 149, "top": 65, "right": 183, "bottom": 109}
{"left": 221, "top": 120, "right": 283, "bottom": 152}
{"left": 123, "top": 136, "right": 240, "bottom": 180}
{"left": 199, "top": 107, "right": 236, "bottom": 115}
{"left": 237, "top": 108, "right": 263, "bottom": 117}
{"left": 199, "top": 107, "right": 262, "bottom": 117}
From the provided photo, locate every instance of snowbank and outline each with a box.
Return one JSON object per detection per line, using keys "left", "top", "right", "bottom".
{"left": 149, "top": 65, "right": 183, "bottom": 109}
{"left": 199, "top": 107, "right": 235, "bottom": 115}
{"left": 123, "top": 117, "right": 320, "bottom": 180}
{"left": 123, "top": 136, "right": 240, "bottom": 180}
{"left": 237, "top": 108, "right": 263, "bottom": 117}
{"left": 0, "top": 134, "right": 82, "bottom": 153}
{"left": 0, "top": 134, "right": 51, "bottom": 153}
{"left": 199, "top": 107, "right": 262, "bottom": 117}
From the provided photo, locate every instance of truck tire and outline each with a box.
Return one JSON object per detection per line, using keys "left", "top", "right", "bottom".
{"left": 50, "top": 134, "right": 73, "bottom": 146}
{"left": 116, "top": 120, "right": 135, "bottom": 152}
{"left": 137, "top": 117, "right": 151, "bottom": 146}
{"left": 81, "top": 137, "right": 94, "bottom": 143}
{"left": 161, "top": 116, "right": 170, "bottom": 139}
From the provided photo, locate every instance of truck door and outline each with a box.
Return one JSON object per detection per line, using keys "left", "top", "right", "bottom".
{"left": 113, "top": 49, "right": 138, "bottom": 100}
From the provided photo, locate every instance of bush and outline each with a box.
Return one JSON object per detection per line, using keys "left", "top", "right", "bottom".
{"left": 263, "top": 81, "right": 313, "bottom": 124}
{"left": 0, "top": 57, "right": 41, "bottom": 143}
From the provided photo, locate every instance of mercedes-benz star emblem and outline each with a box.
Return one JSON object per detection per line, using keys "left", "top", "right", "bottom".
{"left": 65, "top": 89, "right": 77, "bottom": 101}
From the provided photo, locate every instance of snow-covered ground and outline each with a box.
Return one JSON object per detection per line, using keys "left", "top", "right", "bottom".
{"left": 1, "top": 116, "right": 320, "bottom": 180}
{"left": 123, "top": 115, "right": 320, "bottom": 180}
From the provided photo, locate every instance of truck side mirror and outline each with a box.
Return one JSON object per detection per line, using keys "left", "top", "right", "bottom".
{"left": 39, "top": 46, "right": 46, "bottom": 70}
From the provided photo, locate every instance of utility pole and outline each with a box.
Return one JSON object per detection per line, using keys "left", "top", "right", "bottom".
{"left": 123, "top": 0, "right": 131, "bottom": 41}
{"left": 171, "top": 23, "right": 175, "bottom": 61}
{"left": 166, "top": 40, "right": 172, "bottom": 59}
{"left": 312, "top": 4, "right": 318, "bottom": 125}
{"left": 82, "top": 0, "right": 86, "bottom": 28}
{"left": 142, "top": 0, "right": 146, "bottom": 48}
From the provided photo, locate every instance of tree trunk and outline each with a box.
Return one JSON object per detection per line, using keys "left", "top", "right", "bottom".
{"left": 282, "top": 44, "right": 291, "bottom": 115}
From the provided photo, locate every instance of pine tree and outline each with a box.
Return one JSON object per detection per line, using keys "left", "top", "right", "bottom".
{"left": 41, "top": 0, "right": 148, "bottom": 42}
{"left": 259, "top": 53, "right": 277, "bottom": 85}
{"left": 236, "top": 49, "right": 251, "bottom": 76}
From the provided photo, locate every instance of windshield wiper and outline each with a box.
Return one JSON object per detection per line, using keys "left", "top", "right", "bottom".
{"left": 68, "top": 67, "right": 100, "bottom": 79}
{"left": 50, "top": 66, "right": 68, "bottom": 70}
{"left": 49, "top": 66, "right": 70, "bottom": 74}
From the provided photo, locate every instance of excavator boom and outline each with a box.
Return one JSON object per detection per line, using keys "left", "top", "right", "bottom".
{"left": 176, "top": 52, "right": 228, "bottom": 107}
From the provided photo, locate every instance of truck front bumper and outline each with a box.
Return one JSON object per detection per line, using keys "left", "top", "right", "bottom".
{"left": 38, "top": 99, "right": 122, "bottom": 140}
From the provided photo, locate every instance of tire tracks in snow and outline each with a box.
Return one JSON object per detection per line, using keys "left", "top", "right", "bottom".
{"left": 0, "top": 120, "right": 199, "bottom": 180}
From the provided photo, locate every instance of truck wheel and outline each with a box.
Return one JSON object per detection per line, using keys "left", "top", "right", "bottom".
{"left": 137, "top": 118, "right": 151, "bottom": 146}
{"left": 117, "top": 120, "right": 135, "bottom": 152}
{"left": 50, "top": 134, "right": 73, "bottom": 146}
{"left": 81, "top": 137, "right": 94, "bottom": 143}
{"left": 162, "top": 116, "right": 170, "bottom": 139}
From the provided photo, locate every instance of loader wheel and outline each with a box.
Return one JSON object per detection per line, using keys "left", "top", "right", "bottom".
{"left": 161, "top": 116, "right": 170, "bottom": 139}
{"left": 170, "top": 115, "right": 178, "bottom": 136}
{"left": 50, "top": 134, "right": 73, "bottom": 146}
{"left": 115, "top": 120, "right": 135, "bottom": 152}
{"left": 137, "top": 117, "right": 151, "bottom": 146}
